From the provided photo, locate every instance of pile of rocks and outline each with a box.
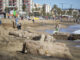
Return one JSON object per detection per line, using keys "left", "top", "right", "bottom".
{"left": 22, "top": 34, "right": 72, "bottom": 59}
{"left": 9, "top": 30, "right": 56, "bottom": 41}
{"left": 9, "top": 30, "right": 39, "bottom": 39}
{"left": 9, "top": 30, "right": 72, "bottom": 59}
{"left": 53, "top": 32, "right": 70, "bottom": 40}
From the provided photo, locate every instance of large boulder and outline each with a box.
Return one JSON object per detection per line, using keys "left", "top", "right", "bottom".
{"left": 22, "top": 40, "right": 72, "bottom": 59}
{"left": 9, "top": 30, "right": 39, "bottom": 38}
{"left": 70, "top": 34, "right": 80, "bottom": 40}
{"left": 38, "top": 42, "right": 72, "bottom": 59}
{"left": 9, "top": 30, "right": 23, "bottom": 37}
{"left": 9, "top": 31, "right": 56, "bottom": 42}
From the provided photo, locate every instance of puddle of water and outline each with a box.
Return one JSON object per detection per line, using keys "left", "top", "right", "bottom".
{"left": 45, "top": 30, "right": 53, "bottom": 34}
{"left": 74, "top": 40, "right": 80, "bottom": 42}
{"left": 75, "top": 45, "right": 80, "bottom": 48}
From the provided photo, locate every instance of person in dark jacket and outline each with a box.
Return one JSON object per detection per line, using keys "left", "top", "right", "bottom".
{"left": 17, "top": 23, "right": 22, "bottom": 30}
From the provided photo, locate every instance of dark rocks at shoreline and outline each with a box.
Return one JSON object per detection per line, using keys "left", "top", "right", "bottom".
{"left": 53, "top": 32, "right": 80, "bottom": 40}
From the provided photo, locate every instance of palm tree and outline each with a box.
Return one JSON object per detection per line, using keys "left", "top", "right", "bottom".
{"left": 51, "top": 4, "right": 62, "bottom": 16}
{"left": 5, "top": 7, "right": 9, "bottom": 13}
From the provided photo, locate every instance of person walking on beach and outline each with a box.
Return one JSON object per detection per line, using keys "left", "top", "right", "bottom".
{"left": 12, "top": 20, "right": 15, "bottom": 28}
{"left": 32, "top": 19, "right": 35, "bottom": 23}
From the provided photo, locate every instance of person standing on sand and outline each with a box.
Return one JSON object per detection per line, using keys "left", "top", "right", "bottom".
{"left": 12, "top": 20, "right": 15, "bottom": 28}
{"left": 15, "top": 17, "right": 19, "bottom": 26}
{"left": 12, "top": 17, "right": 19, "bottom": 29}
{"left": 17, "top": 23, "right": 22, "bottom": 30}
{"left": 53, "top": 23, "right": 60, "bottom": 34}
{"left": 32, "top": 19, "right": 35, "bottom": 23}
{"left": 32, "top": 17, "right": 35, "bottom": 23}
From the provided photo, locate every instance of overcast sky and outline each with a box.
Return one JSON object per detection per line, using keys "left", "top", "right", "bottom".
{"left": 33, "top": 0, "right": 80, "bottom": 9}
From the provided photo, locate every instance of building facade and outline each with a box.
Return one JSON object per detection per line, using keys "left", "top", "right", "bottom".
{"left": 23, "top": 0, "right": 33, "bottom": 13}
{"left": 43, "top": 4, "right": 51, "bottom": 14}
{"left": 0, "top": 0, "right": 3, "bottom": 12}
{"left": 0, "top": 0, "right": 33, "bottom": 13}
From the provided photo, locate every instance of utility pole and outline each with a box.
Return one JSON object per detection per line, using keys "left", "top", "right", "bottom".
{"left": 60, "top": 3, "right": 64, "bottom": 10}
{"left": 70, "top": 4, "right": 72, "bottom": 9}
{"left": 60, "top": 3, "right": 64, "bottom": 22}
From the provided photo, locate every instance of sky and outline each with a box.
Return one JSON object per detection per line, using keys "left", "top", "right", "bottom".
{"left": 33, "top": 0, "right": 80, "bottom": 9}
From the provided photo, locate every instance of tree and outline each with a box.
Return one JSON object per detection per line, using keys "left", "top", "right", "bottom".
{"left": 57, "top": 8, "right": 62, "bottom": 15}
{"left": 41, "top": 5, "right": 46, "bottom": 16}
{"left": 5, "top": 7, "right": 9, "bottom": 13}
{"left": 53, "top": 4, "right": 58, "bottom": 9}
{"left": 67, "top": 8, "right": 73, "bottom": 15}
{"left": 51, "top": 4, "right": 62, "bottom": 16}
{"left": 22, "top": 4, "right": 26, "bottom": 11}
{"left": 73, "top": 11, "right": 78, "bottom": 19}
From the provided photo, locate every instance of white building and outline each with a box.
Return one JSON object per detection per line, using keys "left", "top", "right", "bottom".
{"left": 16, "top": 0, "right": 23, "bottom": 12}
{"left": 32, "top": 1, "right": 35, "bottom": 9}
{"left": 43, "top": 4, "right": 51, "bottom": 13}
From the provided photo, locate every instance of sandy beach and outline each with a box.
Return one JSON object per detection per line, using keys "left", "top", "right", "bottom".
{"left": 0, "top": 18, "right": 80, "bottom": 60}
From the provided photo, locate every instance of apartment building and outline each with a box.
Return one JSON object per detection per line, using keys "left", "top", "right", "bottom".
{"left": 0, "top": 0, "right": 3, "bottom": 12}
{"left": 0, "top": 0, "right": 33, "bottom": 13}
{"left": 43, "top": 4, "right": 51, "bottom": 14}
{"left": 23, "top": 0, "right": 33, "bottom": 13}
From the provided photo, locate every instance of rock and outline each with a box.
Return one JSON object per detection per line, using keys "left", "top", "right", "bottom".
{"left": 22, "top": 40, "right": 72, "bottom": 59}
{"left": 9, "top": 30, "right": 39, "bottom": 39}
{"left": 39, "top": 34, "right": 56, "bottom": 42}
{"left": 53, "top": 32, "right": 70, "bottom": 40}
{"left": 45, "top": 35, "right": 56, "bottom": 42}
{"left": 9, "top": 31, "right": 20, "bottom": 37}
{"left": 22, "top": 40, "right": 41, "bottom": 55}
{"left": 40, "top": 34, "right": 45, "bottom": 42}
{"left": 32, "top": 34, "right": 56, "bottom": 42}
{"left": 70, "top": 34, "right": 80, "bottom": 40}
{"left": 9, "top": 31, "right": 55, "bottom": 42}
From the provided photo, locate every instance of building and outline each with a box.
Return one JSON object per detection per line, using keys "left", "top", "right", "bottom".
{"left": 0, "top": 0, "right": 33, "bottom": 13}
{"left": 16, "top": 0, "right": 23, "bottom": 12}
{"left": 23, "top": 0, "right": 33, "bottom": 13}
{"left": 33, "top": 3, "right": 43, "bottom": 12}
{"left": 63, "top": 9, "right": 80, "bottom": 16}
{"left": 32, "top": 1, "right": 35, "bottom": 9}
{"left": 0, "top": 0, "right": 3, "bottom": 12}
{"left": 43, "top": 4, "right": 51, "bottom": 14}
{"left": 72, "top": 9, "right": 80, "bottom": 16}
{"left": 0, "top": 0, "right": 22, "bottom": 12}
